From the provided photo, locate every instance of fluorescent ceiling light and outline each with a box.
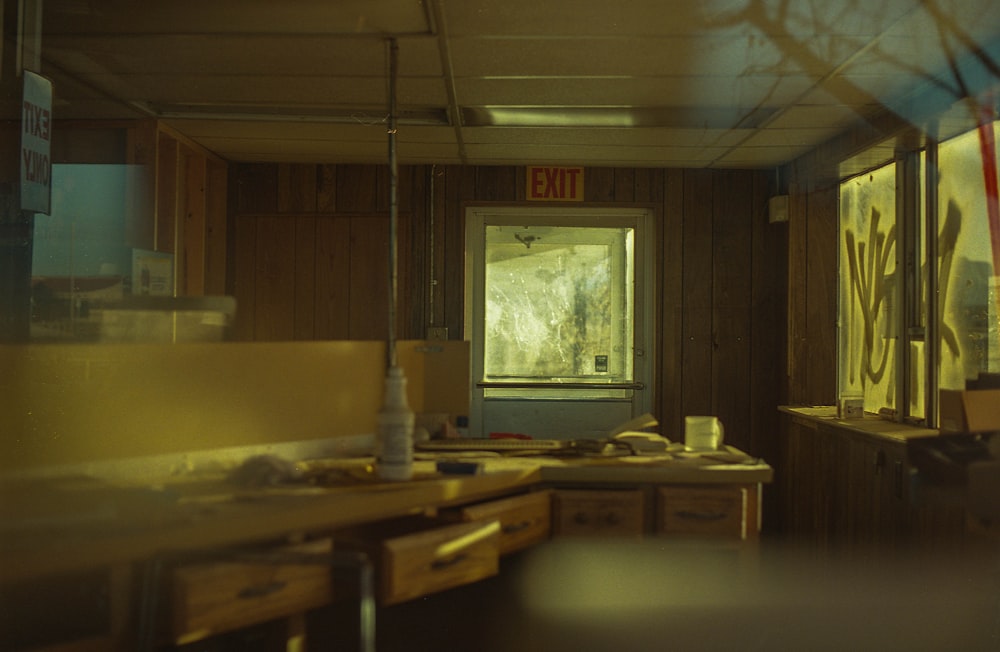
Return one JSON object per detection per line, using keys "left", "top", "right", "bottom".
{"left": 134, "top": 102, "right": 450, "bottom": 126}
{"left": 461, "top": 106, "right": 779, "bottom": 129}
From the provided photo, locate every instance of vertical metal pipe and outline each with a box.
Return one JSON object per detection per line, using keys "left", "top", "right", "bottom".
{"left": 387, "top": 38, "right": 399, "bottom": 368}
{"left": 925, "top": 126, "right": 940, "bottom": 427}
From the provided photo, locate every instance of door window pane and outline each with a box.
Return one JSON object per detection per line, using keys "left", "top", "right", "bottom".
{"left": 483, "top": 225, "right": 634, "bottom": 398}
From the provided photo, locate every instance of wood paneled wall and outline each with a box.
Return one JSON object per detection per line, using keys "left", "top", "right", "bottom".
{"left": 228, "top": 163, "right": 786, "bottom": 459}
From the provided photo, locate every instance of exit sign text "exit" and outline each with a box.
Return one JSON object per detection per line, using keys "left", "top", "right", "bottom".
{"left": 527, "top": 166, "right": 584, "bottom": 201}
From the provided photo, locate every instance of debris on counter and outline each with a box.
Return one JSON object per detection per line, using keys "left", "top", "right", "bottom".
{"left": 227, "top": 454, "right": 304, "bottom": 487}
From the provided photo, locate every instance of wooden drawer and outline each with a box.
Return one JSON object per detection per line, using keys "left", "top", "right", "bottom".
{"left": 656, "top": 486, "right": 748, "bottom": 540}
{"left": 552, "top": 489, "right": 645, "bottom": 537}
{"left": 168, "top": 538, "right": 333, "bottom": 645}
{"left": 378, "top": 519, "right": 501, "bottom": 605}
{"left": 450, "top": 490, "right": 552, "bottom": 554}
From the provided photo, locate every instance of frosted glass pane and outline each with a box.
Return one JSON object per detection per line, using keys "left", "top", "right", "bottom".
{"left": 839, "top": 163, "right": 897, "bottom": 413}
{"left": 483, "top": 225, "right": 633, "bottom": 385}
{"left": 938, "top": 122, "right": 1000, "bottom": 389}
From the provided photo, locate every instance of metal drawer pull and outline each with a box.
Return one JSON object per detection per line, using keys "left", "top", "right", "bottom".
{"left": 431, "top": 553, "right": 468, "bottom": 570}
{"left": 502, "top": 520, "right": 532, "bottom": 534}
{"left": 237, "top": 580, "right": 287, "bottom": 599}
{"left": 477, "top": 381, "right": 644, "bottom": 390}
{"left": 674, "top": 510, "right": 727, "bottom": 521}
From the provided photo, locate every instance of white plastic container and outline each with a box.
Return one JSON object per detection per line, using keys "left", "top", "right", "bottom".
{"left": 376, "top": 366, "right": 415, "bottom": 481}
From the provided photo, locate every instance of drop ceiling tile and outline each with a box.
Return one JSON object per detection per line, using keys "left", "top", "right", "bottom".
{"left": 764, "top": 105, "right": 871, "bottom": 130}
{"left": 460, "top": 126, "right": 744, "bottom": 148}
{"left": 166, "top": 121, "right": 458, "bottom": 145}
{"left": 446, "top": 35, "right": 831, "bottom": 78}
{"left": 193, "top": 138, "right": 463, "bottom": 165}
{"left": 453, "top": 75, "right": 818, "bottom": 108}
{"left": 45, "top": 0, "right": 431, "bottom": 36}
{"left": 442, "top": 0, "right": 724, "bottom": 37}
{"left": 43, "top": 34, "right": 441, "bottom": 77}
{"left": 713, "top": 146, "right": 813, "bottom": 168}
{"left": 107, "top": 75, "right": 447, "bottom": 109}
{"left": 463, "top": 143, "right": 730, "bottom": 166}
{"left": 738, "top": 127, "right": 847, "bottom": 148}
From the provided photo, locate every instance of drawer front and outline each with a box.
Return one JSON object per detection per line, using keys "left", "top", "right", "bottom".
{"left": 457, "top": 490, "right": 552, "bottom": 554}
{"left": 656, "top": 486, "right": 747, "bottom": 539}
{"left": 169, "top": 538, "right": 333, "bottom": 644}
{"left": 552, "top": 489, "right": 645, "bottom": 537}
{"left": 381, "top": 520, "right": 500, "bottom": 605}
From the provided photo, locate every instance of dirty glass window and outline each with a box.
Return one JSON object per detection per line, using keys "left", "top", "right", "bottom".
{"left": 839, "top": 162, "right": 898, "bottom": 414}
{"left": 482, "top": 224, "right": 634, "bottom": 396}
{"left": 938, "top": 121, "right": 1000, "bottom": 390}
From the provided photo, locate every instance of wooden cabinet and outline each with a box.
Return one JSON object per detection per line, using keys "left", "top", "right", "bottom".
{"left": 779, "top": 412, "right": 967, "bottom": 556}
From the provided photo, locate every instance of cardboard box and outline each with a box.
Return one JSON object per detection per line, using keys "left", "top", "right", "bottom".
{"left": 939, "top": 389, "right": 1000, "bottom": 432}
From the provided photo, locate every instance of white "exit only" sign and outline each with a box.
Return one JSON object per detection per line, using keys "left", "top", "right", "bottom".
{"left": 526, "top": 166, "right": 584, "bottom": 201}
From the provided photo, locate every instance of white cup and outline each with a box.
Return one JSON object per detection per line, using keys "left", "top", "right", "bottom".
{"left": 684, "top": 416, "right": 724, "bottom": 451}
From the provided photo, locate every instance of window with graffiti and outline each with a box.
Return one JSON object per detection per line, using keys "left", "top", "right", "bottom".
{"left": 939, "top": 122, "right": 1000, "bottom": 390}
{"left": 839, "top": 119, "right": 1000, "bottom": 420}
{"left": 839, "top": 163, "right": 898, "bottom": 414}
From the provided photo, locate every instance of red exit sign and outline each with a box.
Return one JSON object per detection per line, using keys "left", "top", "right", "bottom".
{"left": 527, "top": 166, "right": 584, "bottom": 201}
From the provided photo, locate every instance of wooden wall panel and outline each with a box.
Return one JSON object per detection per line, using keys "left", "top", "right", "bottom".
{"left": 749, "top": 171, "right": 786, "bottom": 531}
{"left": 254, "top": 215, "right": 297, "bottom": 341}
{"left": 660, "top": 168, "right": 685, "bottom": 437}
{"left": 787, "top": 174, "right": 810, "bottom": 404}
{"left": 681, "top": 169, "right": 715, "bottom": 417}
{"left": 475, "top": 166, "right": 517, "bottom": 201}
{"left": 233, "top": 163, "right": 278, "bottom": 214}
{"left": 183, "top": 151, "right": 207, "bottom": 296}
{"left": 156, "top": 132, "right": 178, "bottom": 254}
{"left": 278, "top": 163, "right": 318, "bottom": 213}
{"left": 443, "top": 166, "right": 476, "bottom": 338}
{"left": 314, "top": 217, "right": 352, "bottom": 339}
{"left": 585, "top": 167, "right": 615, "bottom": 202}
{"left": 429, "top": 166, "right": 449, "bottom": 331}
{"left": 613, "top": 167, "right": 636, "bottom": 202}
{"left": 349, "top": 216, "right": 390, "bottom": 339}
{"left": 337, "top": 165, "right": 380, "bottom": 213}
{"left": 294, "top": 216, "right": 317, "bottom": 340}
{"left": 232, "top": 216, "right": 257, "bottom": 341}
{"left": 125, "top": 120, "right": 157, "bottom": 250}
{"left": 805, "top": 183, "right": 839, "bottom": 404}
{"left": 226, "top": 162, "right": 786, "bottom": 471}
{"left": 713, "top": 170, "right": 753, "bottom": 452}
{"left": 204, "top": 160, "right": 229, "bottom": 296}
{"left": 317, "top": 165, "right": 337, "bottom": 212}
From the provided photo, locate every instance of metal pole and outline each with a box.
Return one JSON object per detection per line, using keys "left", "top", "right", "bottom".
{"left": 926, "top": 125, "right": 939, "bottom": 427}
{"left": 387, "top": 38, "right": 399, "bottom": 369}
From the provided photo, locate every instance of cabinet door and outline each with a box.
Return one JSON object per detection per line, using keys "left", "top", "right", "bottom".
{"left": 552, "top": 489, "right": 645, "bottom": 537}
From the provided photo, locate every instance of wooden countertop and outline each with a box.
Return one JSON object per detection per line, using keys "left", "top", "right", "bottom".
{"left": 779, "top": 405, "right": 940, "bottom": 443}
{"left": 0, "top": 448, "right": 771, "bottom": 584}
{"left": 465, "top": 446, "right": 772, "bottom": 485}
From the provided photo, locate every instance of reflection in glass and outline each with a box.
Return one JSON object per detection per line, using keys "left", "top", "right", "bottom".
{"left": 483, "top": 225, "right": 634, "bottom": 399}
{"left": 938, "top": 122, "right": 1000, "bottom": 389}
